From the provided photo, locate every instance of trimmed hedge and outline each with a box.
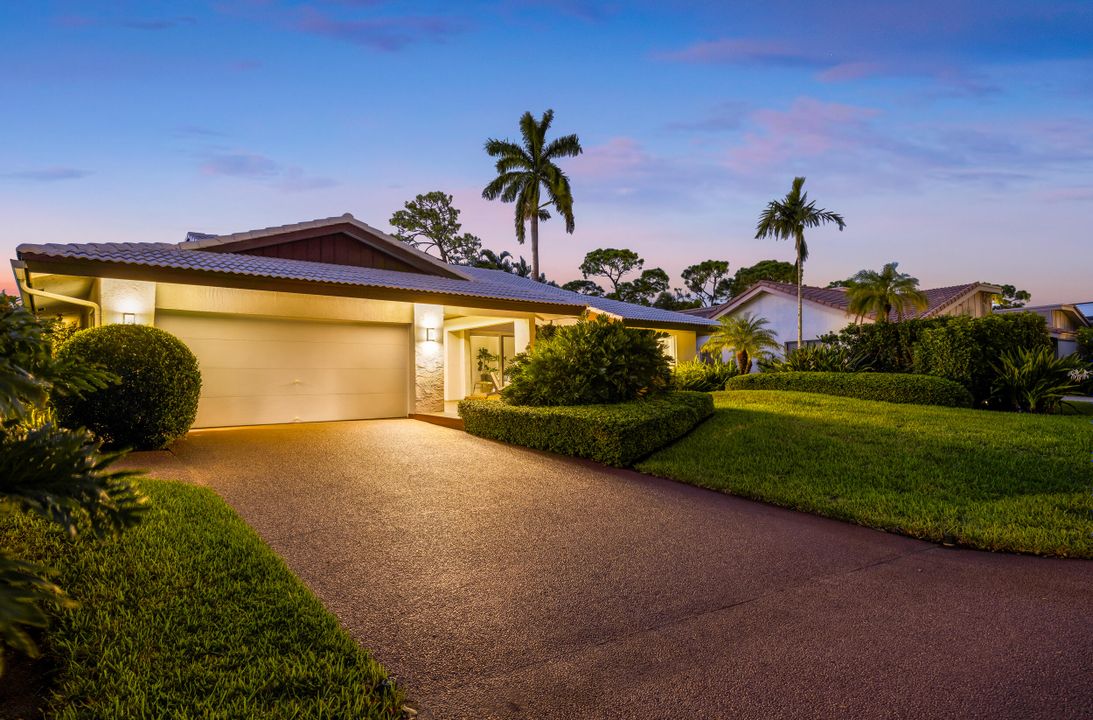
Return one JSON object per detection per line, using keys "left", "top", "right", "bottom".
{"left": 725, "top": 371, "right": 973, "bottom": 408}
{"left": 913, "top": 313, "right": 1050, "bottom": 405}
{"left": 54, "top": 325, "right": 201, "bottom": 449}
{"left": 458, "top": 391, "right": 714, "bottom": 466}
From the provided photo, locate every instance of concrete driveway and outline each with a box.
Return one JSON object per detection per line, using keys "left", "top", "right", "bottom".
{"left": 145, "top": 419, "right": 1091, "bottom": 719}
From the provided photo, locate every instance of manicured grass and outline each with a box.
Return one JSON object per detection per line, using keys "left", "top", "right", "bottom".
{"left": 0, "top": 479, "right": 404, "bottom": 719}
{"left": 637, "top": 390, "right": 1093, "bottom": 557}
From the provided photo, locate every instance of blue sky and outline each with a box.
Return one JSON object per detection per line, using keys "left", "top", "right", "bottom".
{"left": 2, "top": 0, "right": 1091, "bottom": 306}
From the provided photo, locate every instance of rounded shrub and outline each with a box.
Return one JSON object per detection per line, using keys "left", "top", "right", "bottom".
{"left": 724, "top": 371, "right": 973, "bottom": 408}
{"left": 502, "top": 315, "right": 671, "bottom": 406}
{"left": 54, "top": 324, "right": 202, "bottom": 449}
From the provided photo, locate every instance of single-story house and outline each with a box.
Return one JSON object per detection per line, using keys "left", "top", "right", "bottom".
{"left": 682, "top": 279, "right": 1002, "bottom": 356}
{"left": 995, "top": 303, "right": 1090, "bottom": 357}
{"left": 11, "top": 214, "right": 716, "bottom": 428}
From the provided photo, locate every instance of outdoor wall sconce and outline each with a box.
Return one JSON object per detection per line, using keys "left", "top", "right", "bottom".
{"left": 425, "top": 327, "right": 437, "bottom": 342}
{"left": 122, "top": 313, "right": 136, "bottom": 325}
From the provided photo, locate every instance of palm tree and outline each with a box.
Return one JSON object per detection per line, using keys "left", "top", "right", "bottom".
{"left": 482, "top": 110, "right": 582, "bottom": 282}
{"left": 701, "top": 312, "right": 780, "bottom": 374}
{"left": 755, "top": 177, "right": 846, "bottom": 348}
{"left": 845, "top": 262, "right": 928, "bottom": 322}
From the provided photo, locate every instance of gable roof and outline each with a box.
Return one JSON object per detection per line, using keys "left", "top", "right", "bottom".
{"left": 181, "top": 213, "right": 470, "bottom": 281}
{"left": 707, "top": 280, "right": 1001, "bottom": 322}
{"left": 15, "top": 240, "right": 717, "bottom": 330}
{"left": 995, "top": 303, "right": 1091, "bottom": 330}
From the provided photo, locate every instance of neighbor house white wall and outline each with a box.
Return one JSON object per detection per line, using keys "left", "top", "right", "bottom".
{"left": 726, "top": 293, "right": 852, "bottom": 357}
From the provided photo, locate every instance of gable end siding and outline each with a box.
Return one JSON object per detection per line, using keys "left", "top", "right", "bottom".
{"left": 234, "top": 233, "right": 420, "bottom": 272}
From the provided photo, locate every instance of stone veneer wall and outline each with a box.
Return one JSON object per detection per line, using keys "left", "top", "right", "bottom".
{"left": 413, "top": 303, "right": 445, "bottom": 412}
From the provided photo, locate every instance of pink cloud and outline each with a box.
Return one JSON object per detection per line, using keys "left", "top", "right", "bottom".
{"left": 658, "top": 38, "right": 817, "bottom": 66}
{"left": 569, "top": 137, "right": 655, "bottom": 181}
{"left": 817, "top": 61, "right": 884, "bottom": 82}
{"left": 728, "top": 98, "right": 880, "bottom": 171}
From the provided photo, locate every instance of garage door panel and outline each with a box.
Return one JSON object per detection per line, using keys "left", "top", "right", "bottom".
{"left": 156, "top": 312, "right": 410, "bottom": 428}
{"left": 193, "top": 392, "right": 407, "bottom": 427}
{"left": 200, "top": 366, "right": 408, "bottom": 398}
{"left": 163, "top": 315, "right": 408, "bottom": 345}
{"left": 173, "top": 337, "right": 408, "bottom": 371}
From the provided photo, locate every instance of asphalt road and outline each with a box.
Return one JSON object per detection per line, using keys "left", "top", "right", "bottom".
{"left": 138, "top": 419, "right": 1093, "bottom": 719}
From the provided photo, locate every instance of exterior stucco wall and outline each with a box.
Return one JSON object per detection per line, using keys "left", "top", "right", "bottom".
{"left": 97, "top": 278, "right": 157, "bottom": 326}
{"left": 728, "top": 293, "right": 852, "bottom": 356}
{"left": 154, "top": 283, "right": 412, "bottom": 324}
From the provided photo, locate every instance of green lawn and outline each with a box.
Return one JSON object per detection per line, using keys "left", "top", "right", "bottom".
{"left": 637, "top": 390, "right": 1093, "bottom": 558}
{"left": 0, "top": 479, "right": 405, "bottom": 719}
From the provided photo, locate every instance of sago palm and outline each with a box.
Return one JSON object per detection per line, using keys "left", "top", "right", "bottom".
{"left": 755, "top": 177, "right": 846, "bottom": 348}
{"left": 845, "top": 262, "right": 928, "bottom": 322}
{"left": 702, "top": 312, "right": 780, "bottom": 374}
{"left": 482, "top": 109, "right": 582, "bottom": 281}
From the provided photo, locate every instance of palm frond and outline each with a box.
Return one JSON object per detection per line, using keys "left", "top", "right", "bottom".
{"left": 543, "top": 134, "right": 583, "bottom": 160}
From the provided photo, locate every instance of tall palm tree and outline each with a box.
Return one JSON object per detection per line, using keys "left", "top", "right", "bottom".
{"left": 701, "top": 312, "right": 780, "bottom": 374}
{"left": 755, "top": 177, "right": 846, "bottom": 348}
{"left": 482, "top": 109, "right": 582, "bottom": 282}
{"left": 845, "top": 262, "right": 928, "bottom": 322}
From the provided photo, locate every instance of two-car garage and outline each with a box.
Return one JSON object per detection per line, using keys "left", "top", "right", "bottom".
{"left": 156, "top": 312, "right": 410, "bottom": 428}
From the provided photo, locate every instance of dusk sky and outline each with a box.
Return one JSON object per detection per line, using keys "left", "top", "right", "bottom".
{"left": 2, "top": 1, "right": 1091, "bottom": 305}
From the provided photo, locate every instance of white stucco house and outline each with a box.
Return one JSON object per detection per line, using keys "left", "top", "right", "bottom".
{"left": 682, "top": 279, "right": 1002, "bottom": 357}
{"left": 10, "top": 214, "right": 715, "bottom": 428}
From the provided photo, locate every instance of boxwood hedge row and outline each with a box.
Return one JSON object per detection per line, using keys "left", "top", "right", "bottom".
{"left": 725, "top": 371, "right": 973, "bottom": 408}
{"left": 458, "top": 391, "right": 714, "bottom": 467}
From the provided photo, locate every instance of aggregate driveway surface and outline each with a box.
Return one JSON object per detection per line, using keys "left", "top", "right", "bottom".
{"left": 151, "top": 420, "right": 1092, "bottom": 719}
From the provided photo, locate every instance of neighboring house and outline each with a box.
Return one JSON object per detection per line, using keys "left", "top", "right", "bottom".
{"left": 683, "top": 279, "right": 1001, "bottom": 356}
{"left": 11, "top": 214, "right": 715, "bottom": 428}
{"left": 996, "top": 303, "right": 1090, "bottom": 357}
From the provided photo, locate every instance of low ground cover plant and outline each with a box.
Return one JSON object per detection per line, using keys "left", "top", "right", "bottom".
{"left": 638, "top": 390, "right": 1093, "bottom": 557}
{"left": 759, "top": 344, "right": 870, "bottom": 373}
{"left": 460, "top": 392, "right": 713, "bottom": 466}
{"left": 725, "top": 371, "right": 973, "bottom": 407}
{"left": 54, "top": 325, "right": 201, "bottom": 449}
{"left": 0, "top": 479, "right": 403, "bottom": 718}
{"left": 672, "top": 358, "right": 738, "bottom": 392}
{"left": 991, "top": 347, "right": 1090, "bottom": 413}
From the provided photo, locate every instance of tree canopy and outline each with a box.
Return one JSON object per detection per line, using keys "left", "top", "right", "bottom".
{"left": 579, "top": 248, "right": 643, "bottom": 295}
{"left": 991, "top": 284, "right": 1031, "bottom": 309}
{"left": 730, "top": 259, "right": 797, "bottom": 297}
{"left": 389, "top": 191, "right": 482, "bottom": 265}
{"left": 681, "top": 260, "right": 732, "bottom": 306}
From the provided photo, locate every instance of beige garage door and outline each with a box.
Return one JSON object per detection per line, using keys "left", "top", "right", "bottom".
{"left": 157, "top": 312, "right": 409, "bottom": 428}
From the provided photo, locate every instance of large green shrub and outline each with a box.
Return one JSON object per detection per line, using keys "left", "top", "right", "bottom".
{"left": 913, "top": 313, "right": 1050, "bottom": 405}
{"left": 502, "top": 315, "right": 671, "bottom": 406}
{"left": 822, "top": 318, "right": 949, "bottom": 373}
{"left": 55, "top": 325, "right": 202, "bottom": 450}
{"left": 1078, "top": 327, "right": 1093, "bottom": 362}
{"left": 725, "top": 371, "right": 973, "bottom": 407}
{"left": 459, "top": 392, "right": 714, "bottom": 466}
{"left": 672, "top": 358, "right": 738, "bottom": 392}
{"left": 0, "top": 300, "right": 145, "bottom": 673}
